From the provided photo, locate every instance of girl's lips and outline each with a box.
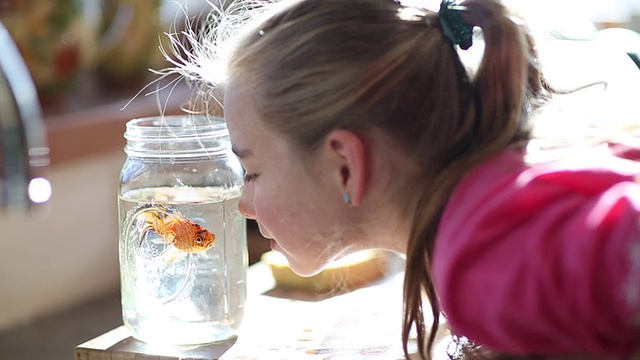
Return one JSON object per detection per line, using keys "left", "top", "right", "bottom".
{"left": 256, "top": 222, "right": 272, "bottom": 240}
{"left": 255, "top": 221, "right": 277, "bottom": 250}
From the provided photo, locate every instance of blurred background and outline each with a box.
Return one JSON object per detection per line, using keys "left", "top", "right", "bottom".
{"left": 0, "top": 0, "right": 639, "bottom": 359}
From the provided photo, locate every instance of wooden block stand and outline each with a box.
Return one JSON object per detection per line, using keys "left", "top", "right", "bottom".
{"left": 75, "top": 326, "right": 236, "bottom": 360}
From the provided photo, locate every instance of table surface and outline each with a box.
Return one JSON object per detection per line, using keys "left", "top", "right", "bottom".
{"left": 75, "top": 255, "right": 450, "bottom": 360}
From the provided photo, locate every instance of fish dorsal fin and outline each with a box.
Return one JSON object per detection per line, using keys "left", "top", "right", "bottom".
{"left": 123, "top": 201, "right": 182, "bottom": 230}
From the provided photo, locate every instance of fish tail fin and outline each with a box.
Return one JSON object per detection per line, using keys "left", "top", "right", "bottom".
{"left": 137, "top": 211, "right": 166, "bottom": 247}
{"left": 122, "top": 201, "right": 173, "bottom": 248}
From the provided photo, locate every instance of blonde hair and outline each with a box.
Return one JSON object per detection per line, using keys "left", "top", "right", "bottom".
{"left": 165, "top": 0, "right": 553, "bottom": 358}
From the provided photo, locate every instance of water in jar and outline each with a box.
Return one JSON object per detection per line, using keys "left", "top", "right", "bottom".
{"left": 118, "top": 185, "right": 246, "bottom": 345}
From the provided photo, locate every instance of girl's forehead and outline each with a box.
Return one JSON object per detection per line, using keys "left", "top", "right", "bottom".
{"left": 224, "top": 77, "right": 256, "bottom": 102}
{"left": 224, "top": 80, "right": 285, "bottom": 156}
{"left": 224, "top": 78, "right": 308, "bottom": 167}
{"left": 224, "top": 80, "right": 259, "bottom": 129}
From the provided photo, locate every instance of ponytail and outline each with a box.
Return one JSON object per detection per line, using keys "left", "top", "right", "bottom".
{"left": 462, "top": 0, "right": 537, "bottom": 152}
{"left": 402, "top": 1, "right": 552, "bottom": 359}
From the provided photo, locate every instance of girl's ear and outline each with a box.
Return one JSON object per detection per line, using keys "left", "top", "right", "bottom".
{"left": 323, "top": 129, "right": 367, "bottom": 206}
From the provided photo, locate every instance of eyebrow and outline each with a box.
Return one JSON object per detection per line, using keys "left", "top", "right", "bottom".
{"left": 232, "top": 147, "right": 254, "bottom": 159}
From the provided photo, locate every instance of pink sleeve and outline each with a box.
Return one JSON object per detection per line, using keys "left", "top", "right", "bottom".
{"left": 433, "top": 151, "right": 640, "bottom": 357}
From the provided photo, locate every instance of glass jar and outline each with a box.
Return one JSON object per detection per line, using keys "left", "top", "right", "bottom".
{"left": 118, "top": 115, "right": 246, "bottom": 345}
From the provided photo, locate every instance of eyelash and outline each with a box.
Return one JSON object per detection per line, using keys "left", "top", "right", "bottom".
{"left": 244, "top": 172, "right": 258, "bottom": 183}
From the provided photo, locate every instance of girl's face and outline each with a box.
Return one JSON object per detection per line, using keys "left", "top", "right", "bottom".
{"left": 224, "top": 80, "right": 356, "bottom": 276}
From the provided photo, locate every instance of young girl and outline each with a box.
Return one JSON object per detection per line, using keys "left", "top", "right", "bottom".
{"left": 166, "top": 0, "right": 640, "bottom": 358}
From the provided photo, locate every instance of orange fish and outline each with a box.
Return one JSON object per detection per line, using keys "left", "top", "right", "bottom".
{"left": 131, "top": 203, "right": 215, "bottom": 253}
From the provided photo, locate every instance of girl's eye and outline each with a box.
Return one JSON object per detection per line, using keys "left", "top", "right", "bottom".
{"left": 244, "top": 172, "right": 258, "bottom": 183}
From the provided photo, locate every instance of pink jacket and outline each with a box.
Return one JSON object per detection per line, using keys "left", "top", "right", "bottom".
{"left": 434, "top": 146, "right": 640, "bottom": 357}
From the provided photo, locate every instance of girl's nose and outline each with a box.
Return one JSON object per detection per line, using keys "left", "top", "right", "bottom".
{"left": 238, "top": 186, "right": 256, "bottom": 219}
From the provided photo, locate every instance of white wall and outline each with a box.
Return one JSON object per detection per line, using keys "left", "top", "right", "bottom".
{"left": 0, "top": 150, "right": 126, "bottom": 331}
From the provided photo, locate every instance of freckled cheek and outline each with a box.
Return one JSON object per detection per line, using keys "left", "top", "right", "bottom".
{"left": 239, "top": 184, "right": 281, "bottom": 228}
{"left": 251, "top": 191, "right": 273, "bottom": 222}
{"left": 251, "top": 190, "right": 289, "bottom": 233}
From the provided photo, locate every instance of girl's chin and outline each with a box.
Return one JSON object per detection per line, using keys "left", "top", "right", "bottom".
{"left": 288, "top": 262, "right": 325, "bottom": 277}
{"left": 276, "top": 249, "right": 326, "bottom": 277}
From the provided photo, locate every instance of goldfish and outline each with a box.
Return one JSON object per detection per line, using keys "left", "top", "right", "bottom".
{"left": 128, "top": 202, "right": 216, "bottom": 253}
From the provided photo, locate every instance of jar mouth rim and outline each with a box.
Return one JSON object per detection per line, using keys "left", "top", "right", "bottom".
{"left": 125, "top": 115, "right": 228, "bottom": 140}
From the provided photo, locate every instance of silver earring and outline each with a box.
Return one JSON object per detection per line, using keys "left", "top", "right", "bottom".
{"left": 343, "top": 193, "right": 351, "bottom": 205}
